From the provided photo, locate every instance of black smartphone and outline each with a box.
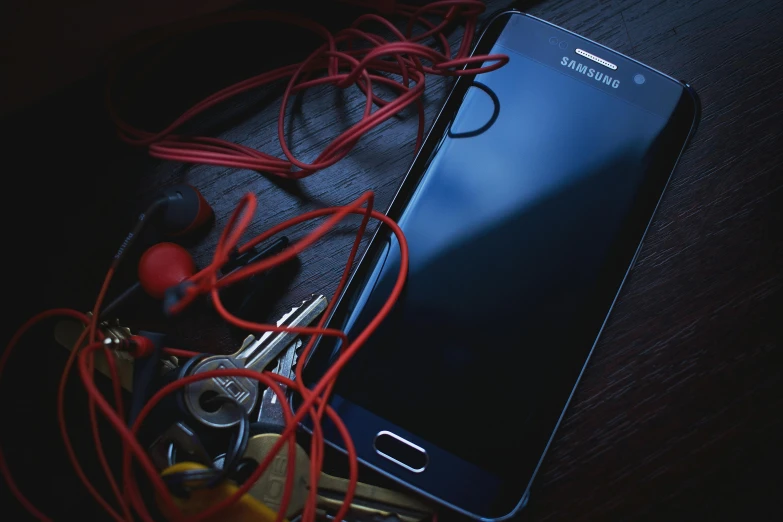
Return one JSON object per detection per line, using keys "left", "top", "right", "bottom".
{"left": 302, "top": 11, "right": 700, "bottom": 520}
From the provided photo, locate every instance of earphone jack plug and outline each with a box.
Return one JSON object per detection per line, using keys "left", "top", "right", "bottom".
{"left": 103, "top": 335, "right": 154, "bottom": 358}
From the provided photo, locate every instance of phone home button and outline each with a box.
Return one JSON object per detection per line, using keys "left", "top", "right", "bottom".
{"left": 374, "top": 431, "right": 428, "bottom": 473}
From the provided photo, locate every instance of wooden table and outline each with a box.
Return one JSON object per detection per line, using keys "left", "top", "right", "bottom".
{"left": 1, "top": 0, "right": 781, "bottom": 520}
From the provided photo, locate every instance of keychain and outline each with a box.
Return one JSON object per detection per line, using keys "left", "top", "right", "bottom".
{"left": 159, "top": 462, "right": 284, "bottom": 522}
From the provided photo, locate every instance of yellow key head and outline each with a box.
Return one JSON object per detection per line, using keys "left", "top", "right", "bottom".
{"left": 159, "top": 461, "right": 286, "bottom": 522}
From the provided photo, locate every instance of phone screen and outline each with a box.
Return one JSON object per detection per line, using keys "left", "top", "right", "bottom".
{"left": 305, "top": 13, "right": 697, "bottom": 518}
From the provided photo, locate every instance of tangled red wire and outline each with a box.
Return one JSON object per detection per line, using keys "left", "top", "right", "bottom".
{"left": 1, "top": 192, "right": 405, "bottom": 522}
{"left": 108, "top": 0, "right": 508, "bottom": 178}
{"left": 1, "top": 1, "right": 509, "bottom": 520}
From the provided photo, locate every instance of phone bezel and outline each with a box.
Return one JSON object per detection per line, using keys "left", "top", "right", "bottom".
{"left": 301, "top": 10, "right": 701, "bottom": 520}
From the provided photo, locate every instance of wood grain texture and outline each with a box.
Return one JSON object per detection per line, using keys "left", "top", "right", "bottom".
{"left": 0, "top": 0, "right": 781, "bottom": 520}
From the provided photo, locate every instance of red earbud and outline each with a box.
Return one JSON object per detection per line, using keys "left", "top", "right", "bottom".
{"left": 138, "top": 243, "right": 197, "bottom": 300}
{"left": 100, "top": 243, "right": 197, "bottom": 317}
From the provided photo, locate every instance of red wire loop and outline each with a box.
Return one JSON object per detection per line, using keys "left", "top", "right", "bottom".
{"left": 108, "top": 2, "right": 508, "bottom": 178}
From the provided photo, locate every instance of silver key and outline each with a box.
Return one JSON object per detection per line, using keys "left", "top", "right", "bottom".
{"left": 184, "top": 294, "right": 327, "bottom": 428}
{"left": 255, "top": 338, "right": 302, "bottom": 430}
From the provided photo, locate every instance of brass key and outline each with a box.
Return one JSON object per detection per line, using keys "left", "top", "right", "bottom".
{"left": 239, "top": 434, "right": 433, "bottom": 522}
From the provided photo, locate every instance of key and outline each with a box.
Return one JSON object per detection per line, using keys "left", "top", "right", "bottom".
{"left": 238, "top": 434, "right": 434, "bottom": 522}
{"left": 255, "top": 338, "right": 303, "bottom": 432}
{"left": 184, "top": 294, "right": 328, "bottom": 428}
{"left": 53, "top": 317, "right": 178, "bottom": 392}
{"left": 184, "top": 295, "right": 326, "bottom": 428}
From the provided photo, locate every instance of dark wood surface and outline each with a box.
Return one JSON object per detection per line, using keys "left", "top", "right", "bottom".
{"left": 1, "top": 0, "right": 782, "bottom": 520}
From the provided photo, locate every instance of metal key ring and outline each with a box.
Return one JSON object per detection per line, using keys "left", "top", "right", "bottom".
{"left": 175, "top": 353, "right": 207, "bottom": 414}
{"left": 163, "top": 396, "right": 250, "bottom": 495}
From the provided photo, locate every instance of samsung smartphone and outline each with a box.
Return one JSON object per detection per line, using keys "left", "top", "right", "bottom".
{"left": 302, "top": 11, "right": 700, "bottom": 520}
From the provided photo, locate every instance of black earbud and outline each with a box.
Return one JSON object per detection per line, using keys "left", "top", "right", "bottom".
{"left": 159, "top": 184, "right": 214, "bottom": 237}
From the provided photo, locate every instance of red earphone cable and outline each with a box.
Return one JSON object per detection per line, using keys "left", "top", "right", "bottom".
{"left": 73, "top": 191, "right": 405, "bottom": 522}
{"left": 0, "top": 309, "right": 92, "bottom": 522}
{"left": 2, "top": 2, "right": 502, "bottom": 519}
{"left": 1, "top": 190, "right": 407, "bottom": 522}
{"left": 108, "top": 2, "right": 507, "bottom": 178}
